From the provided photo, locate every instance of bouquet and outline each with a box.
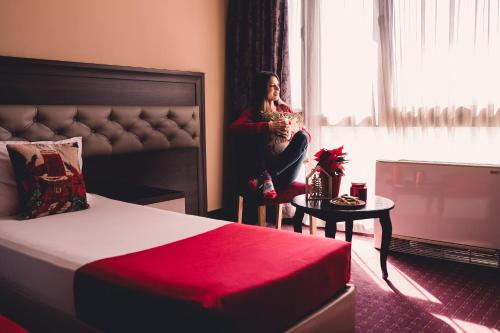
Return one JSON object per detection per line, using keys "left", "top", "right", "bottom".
{"left": 313, "top": 146, "right": 348, "bottom": 176}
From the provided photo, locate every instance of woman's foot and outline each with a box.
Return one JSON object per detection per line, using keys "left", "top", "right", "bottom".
{"left": 248, "top": 170, "right": 277, "bottom": 199}
{"left": 247, "top": 169, "right": 270, "bottom": 191}
{"left": 248, "top": 177, "right": 260, "bottom": 191}
{"left": 262, "top": 179, "right": 277, "bottom": 199}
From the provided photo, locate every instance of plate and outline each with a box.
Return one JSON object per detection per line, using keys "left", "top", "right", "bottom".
{"left": 329, "top": 196, "right": 366, "bottom": 210}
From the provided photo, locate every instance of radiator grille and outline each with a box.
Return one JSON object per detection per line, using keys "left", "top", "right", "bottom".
{"left": 389, "top": 238, "right": 500, "bottom": 268}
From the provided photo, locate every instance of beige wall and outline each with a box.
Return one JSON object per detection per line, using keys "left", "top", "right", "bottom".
{"left": 0, "top": 0, "right": 226, "bottom": 211}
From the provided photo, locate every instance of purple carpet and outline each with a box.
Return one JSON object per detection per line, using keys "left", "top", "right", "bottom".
{"left": 282, "top": 225, "right": 500, "bottom": 332}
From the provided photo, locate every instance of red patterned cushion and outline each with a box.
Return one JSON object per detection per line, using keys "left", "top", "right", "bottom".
{"left": 264, "top": 181, "right": 305, "bottom": 204}
{"left": 7, "top": 142, "right": 88, "bottom": 219}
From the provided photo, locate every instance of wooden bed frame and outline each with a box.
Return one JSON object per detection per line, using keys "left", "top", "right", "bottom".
{"left": 0, "top": 56, "right": 356, "bottom": 332}
{"left": 0, "top": 279, "right": 355, "bottom": 333}
{"left": 0, "top": 56, "right": 207, "bottom": 216}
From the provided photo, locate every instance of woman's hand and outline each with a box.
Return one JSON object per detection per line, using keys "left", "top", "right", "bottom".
{"left": 269, "top": 120, "right": 290, "bottom": 138}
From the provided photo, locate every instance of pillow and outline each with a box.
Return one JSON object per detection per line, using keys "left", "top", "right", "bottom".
{"left": 0, "top": 137, "right": 82, "bottom": 217}
{"left": 260, "top": 110, "right": 304, "bottom": 156}
{"left": 6, "top": 141, "right": 88, "bottom": 219}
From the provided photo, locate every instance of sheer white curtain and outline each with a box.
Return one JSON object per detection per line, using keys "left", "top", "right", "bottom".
{"left": 298, "top": 0, "right": 378, "bottom": 144}
{"left": 301, "top": 0, "right": 322, "bottom": 154}
{"left": 320, "top": 0, "right": 378, "bottom": 126}
{"left": 288, "top": 0, "right": 303, "bottom": 111}
{"left": 382, "top": 0, "right": 500, "bottom": 127}
{"left": 295, "top": 0, "right": 500, "bottom": 127}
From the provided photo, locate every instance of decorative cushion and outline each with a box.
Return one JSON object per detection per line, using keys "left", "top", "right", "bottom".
{"left": 6, "top": 142, "right": 88, "bottom": 219}
{"left": 259, "top": 110, "right": 304, "bottom": 156}
{"left": 0, "top": 137, "right": 82, "bottom": 217}
{"left": 243, "top": 181, "right": 305, "bottom": 205}
{"left": 263, "top": 181, "right": 305, "bottom": 204}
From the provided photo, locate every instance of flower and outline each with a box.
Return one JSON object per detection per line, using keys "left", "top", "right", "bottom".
{"left": 313, "top": 145, "right": 348, "bottom": 176}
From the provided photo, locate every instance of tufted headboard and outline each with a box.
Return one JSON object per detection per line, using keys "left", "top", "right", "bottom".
{"left": 0, "top": 56, "right": 207, "bottom": 215}
{"left": 0, "top": 105, "right": 200, "bottom": 155}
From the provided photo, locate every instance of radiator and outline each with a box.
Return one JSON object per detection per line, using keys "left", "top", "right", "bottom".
{"left": 375, "top": 160, "right": 500, "bottom": 267}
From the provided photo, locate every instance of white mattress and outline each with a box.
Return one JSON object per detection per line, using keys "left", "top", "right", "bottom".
{"left": 0, "top": 194, "right": 229, "bottom": 315}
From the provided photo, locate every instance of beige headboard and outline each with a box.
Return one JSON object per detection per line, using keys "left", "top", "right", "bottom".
{"left": 0, "top": 105, "right": 200, "bottom": 156}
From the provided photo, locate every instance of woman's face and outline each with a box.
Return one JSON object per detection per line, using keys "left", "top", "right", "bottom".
{"left": 266, "top": 76, "right": 280, "bottom": 102}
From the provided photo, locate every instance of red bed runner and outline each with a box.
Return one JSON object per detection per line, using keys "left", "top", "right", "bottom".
{"left": 74, "top": 223, "right": 351, "bottom": 333}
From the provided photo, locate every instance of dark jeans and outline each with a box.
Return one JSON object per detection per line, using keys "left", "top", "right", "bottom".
{"left": 241, "top": 130, "right": 308, "bottom": 192}
{"left": 268, "top": 130, "right": 308, "bottom": 189}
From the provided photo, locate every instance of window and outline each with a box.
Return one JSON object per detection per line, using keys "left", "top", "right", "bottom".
{"left": 289, "top": 0, "right": 500, "bottom": 127}
{"left": 390, "top": 0, "right": 500, "bottom": 126}
{"left": 289, "top": 0, "right": 500, "bottom": 204}
{"left": 320, "top": 0, "right": 377, "bottom": 126}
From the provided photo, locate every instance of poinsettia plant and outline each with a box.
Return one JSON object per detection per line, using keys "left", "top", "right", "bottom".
{"left": 313, "top": 146, "right": 348, "bottom": 176}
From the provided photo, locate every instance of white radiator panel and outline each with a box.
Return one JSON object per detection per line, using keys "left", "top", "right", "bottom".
{"left": 375, "top": 160, "right": 500, "bottom": 250}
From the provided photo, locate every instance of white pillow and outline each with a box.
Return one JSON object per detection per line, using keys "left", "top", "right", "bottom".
{"left": 0, "top": 137, "right": 83, "bottom": 217}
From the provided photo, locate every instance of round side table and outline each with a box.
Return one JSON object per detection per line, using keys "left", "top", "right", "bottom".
{"left": 292, "top": 195, "right": 395, "bottom": 279}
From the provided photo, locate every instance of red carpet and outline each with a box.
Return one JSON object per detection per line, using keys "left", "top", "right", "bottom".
{"left": 282, "top": 225, "right": 500, "bottom": 332}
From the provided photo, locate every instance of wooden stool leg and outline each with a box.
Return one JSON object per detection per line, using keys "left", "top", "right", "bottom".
{"left": 309, "top": 215, "right": 317, "bottom": 236}
{"left": 257, "top": 205, "right": 266, "bottom": 227}
{"left": 237, "top": 196, "right": 244, "bottom": 223}
{"left": 275, "top": 203, "right": 283, "bottom": 229}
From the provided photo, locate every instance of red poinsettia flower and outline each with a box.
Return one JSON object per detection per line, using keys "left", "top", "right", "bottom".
{"left": 313, "top": 145, "right": 348, "bottom": 176}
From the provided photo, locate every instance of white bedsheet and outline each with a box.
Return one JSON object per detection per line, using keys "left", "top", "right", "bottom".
{"left": 0, "top": 194, "right": 229, "bottom": 315}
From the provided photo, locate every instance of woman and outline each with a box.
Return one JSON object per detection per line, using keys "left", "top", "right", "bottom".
{"left": 229, "top": 71, "right": 309, "bottom": 199}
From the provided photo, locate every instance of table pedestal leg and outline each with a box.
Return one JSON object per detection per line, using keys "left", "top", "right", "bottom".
{"left": 345, "top": 220, "right": 353, "bottom": 242}
{"left": 325, "top": 221, "right": 337, "bottom": 238}
{"left": 292, "top": 208, "right": 305, "bottom": 233}
{"left": 379, "top": 211, "right": 393, "bottom": 279}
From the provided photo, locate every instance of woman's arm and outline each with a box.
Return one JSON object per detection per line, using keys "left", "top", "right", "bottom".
{"left": 229, "top": 107, "right": 270, "bottom": 135}
{"left": 279, "top": 104, "right": 312, "bottom": 142}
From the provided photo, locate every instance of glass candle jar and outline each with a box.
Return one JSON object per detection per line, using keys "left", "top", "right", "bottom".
{"left": 350, "top": 182, "right": 367, "bottom": 201}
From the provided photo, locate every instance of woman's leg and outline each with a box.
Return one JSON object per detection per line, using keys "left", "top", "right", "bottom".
{"left": 270, "top": 131, "right": 308, "bottom": 188}
{"left": 273, "top": 155, "right": 305, "bottom": 189}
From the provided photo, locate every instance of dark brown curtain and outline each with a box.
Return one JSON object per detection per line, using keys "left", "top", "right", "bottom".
{"left": 222, "top": 0, "right": 290, "bottom": 217}
{"left": 226, "top": 0, "right": 291, "bottom": 119}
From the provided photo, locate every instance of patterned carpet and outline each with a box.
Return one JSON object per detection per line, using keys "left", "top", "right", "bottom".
{"left": 282, "top": 225, "right": 500, "bottom": 333}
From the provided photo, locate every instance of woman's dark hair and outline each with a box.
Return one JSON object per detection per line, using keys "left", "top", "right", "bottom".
{"left": 253, "top": 71, "right": 279, "bottom": 110}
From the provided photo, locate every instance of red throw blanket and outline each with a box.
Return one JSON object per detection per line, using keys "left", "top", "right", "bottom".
{"left": 75, "top": 223, "right": 350, "bottom": 333}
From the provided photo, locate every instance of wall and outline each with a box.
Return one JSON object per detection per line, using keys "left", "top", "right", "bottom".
{"left": 0, "top": 0, "right": 227, "bottom": 211}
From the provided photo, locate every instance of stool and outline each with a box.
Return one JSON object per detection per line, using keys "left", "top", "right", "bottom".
{"left": 237, "top": 181, "right": 305, "bottom": 231}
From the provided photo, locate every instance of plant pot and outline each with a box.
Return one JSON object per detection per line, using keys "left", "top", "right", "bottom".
{"left": 332, "top": 174, "right": 342, "bottom": 198}
{"left": 317, "top": 170, "right": 342, "bottom": 199}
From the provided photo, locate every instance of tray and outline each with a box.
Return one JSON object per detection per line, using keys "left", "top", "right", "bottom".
{"left": 329, "top": 197, "right": 366, "bottom": 210}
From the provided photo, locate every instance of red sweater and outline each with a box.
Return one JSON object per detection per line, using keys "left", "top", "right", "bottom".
{"left": 0, "top": 315, "right": 28, "bottom": 333}
{"left": 229, "top": 104, "right": 310, "bottom": 140}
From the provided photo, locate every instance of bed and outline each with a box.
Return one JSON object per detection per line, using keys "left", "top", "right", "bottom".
{"left": 0, "top": 56, "right": 356, "bottom": 333}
